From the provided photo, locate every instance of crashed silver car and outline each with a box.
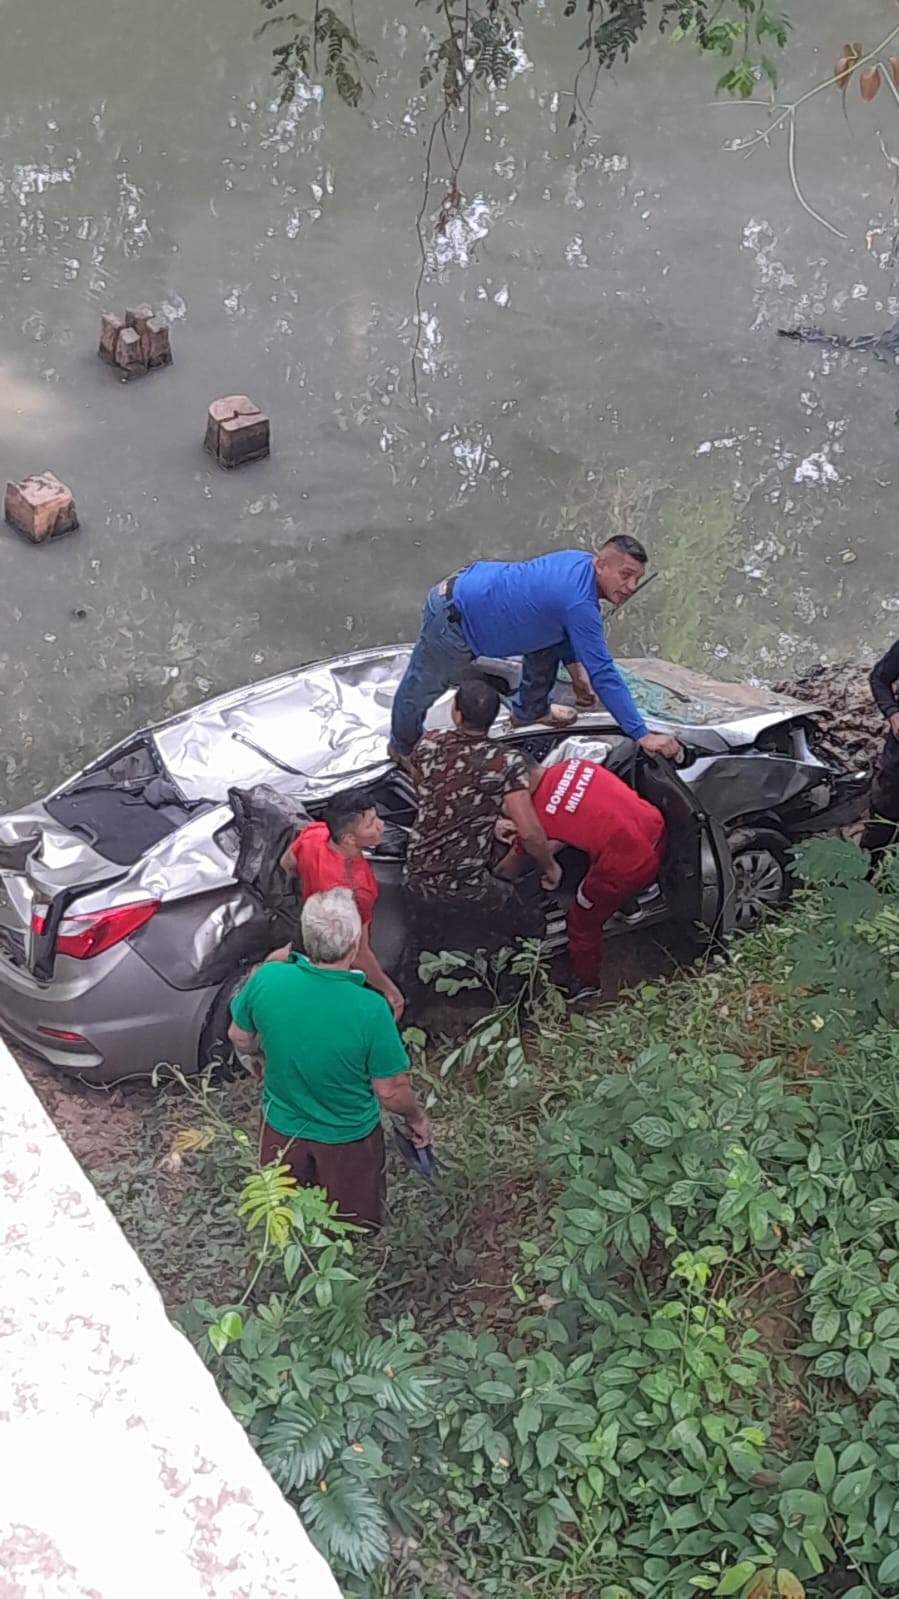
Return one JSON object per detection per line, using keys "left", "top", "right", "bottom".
{"left": 0, "top": 647, "right": 868, "bottom": 1083}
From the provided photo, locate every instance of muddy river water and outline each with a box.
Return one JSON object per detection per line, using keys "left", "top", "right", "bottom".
{"left": 1, "top": 0, "right": 899, "bottom": 805}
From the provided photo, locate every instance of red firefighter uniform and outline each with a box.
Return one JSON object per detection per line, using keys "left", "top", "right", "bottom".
{"left": 531, "top": 758, "right": 666, "bottom": 983}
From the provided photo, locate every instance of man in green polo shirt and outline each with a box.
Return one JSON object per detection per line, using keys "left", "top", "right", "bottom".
{"left": 229, "top": 886, "right": 432, "bottom": 1231}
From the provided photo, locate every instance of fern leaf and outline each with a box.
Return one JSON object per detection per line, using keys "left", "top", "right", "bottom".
{"left": 300, "top": 1469, "right": 390, "bottom": 1577}
{"left": 259, "top": 1401, "right": 341, "bottom": 1493}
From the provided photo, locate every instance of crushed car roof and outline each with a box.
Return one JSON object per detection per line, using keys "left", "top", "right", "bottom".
{"left": 152, "top": 645, "right": 822, "bottom": 805}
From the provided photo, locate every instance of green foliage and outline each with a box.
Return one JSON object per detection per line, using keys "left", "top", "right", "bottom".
{"left": 418, "top": 939, "right": 566, "bottom": 1087}
{"left": 256, "top": 0, "right": 793, "bottom": 116}
{"left": 179, "top": 1176, "right": 435, "bottom": 1583}
{"left": 790, "top": 838, "right": 899, "bottom": 1045}
{"left": 256, "top": 2, "right": 376, "bottom": 109}
{"left": 147, "top": 838, "right": 899, "bottom": 1595}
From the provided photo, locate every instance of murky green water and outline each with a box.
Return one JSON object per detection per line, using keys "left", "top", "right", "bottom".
{"left": 2, "top": 0, "right": 898, "bottom": 802}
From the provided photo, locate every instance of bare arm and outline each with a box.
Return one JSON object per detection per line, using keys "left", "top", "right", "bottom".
{"left": 358, "top": 924, "right": 405, "bottom": 1021}
{"left": 373, "top": 1072, "right": 433, "bottom": 1147}
{"left": 279, "top": 844, "right": 299, "bottom": 876}
{"left": 228, "top": 1020, "right": 263, "bottom": 1078}
{"left": 503, "top": 789, "right": 561, "bottom": 890}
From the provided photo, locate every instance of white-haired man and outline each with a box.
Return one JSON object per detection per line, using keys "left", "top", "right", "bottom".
{"left": 229, "top": 887, "right": 431, "bottom": 1231}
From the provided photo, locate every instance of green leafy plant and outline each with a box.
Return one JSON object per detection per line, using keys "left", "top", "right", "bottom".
{"left": 179, "top": 1168, "right": 435, "bottom": 1584}
{"left": 418, "top": 939, "right": 566, "bottom": 1087}
{"left": 113, "top": 838, "right": 899, "bottom": 1596}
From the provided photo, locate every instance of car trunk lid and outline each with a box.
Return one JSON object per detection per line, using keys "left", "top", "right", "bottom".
{"left": 0, "top": 809, "right": 129, "bottom": 980}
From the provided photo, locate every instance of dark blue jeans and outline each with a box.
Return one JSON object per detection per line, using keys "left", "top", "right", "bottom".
{"left": 390, "top": 585, "right": 474, "bottom": 755}
{"left": 513, "top": 646, "right": 566, "bottom": 726}
{"left": 390, "top": 583, "right": 564, "bottom": 754}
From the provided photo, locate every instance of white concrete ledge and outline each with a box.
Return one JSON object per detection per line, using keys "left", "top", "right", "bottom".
{"left": 0, "top": 1039, "right": 341, "bottom": 1599}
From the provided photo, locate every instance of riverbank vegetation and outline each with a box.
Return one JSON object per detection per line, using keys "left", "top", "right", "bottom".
{"left": 98, "top": 837, "right": 899, "bottom": 1598}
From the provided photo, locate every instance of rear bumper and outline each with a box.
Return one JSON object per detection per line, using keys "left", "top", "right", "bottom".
{"left": 0, "top": 940, "right": 217, "bottom": 1084}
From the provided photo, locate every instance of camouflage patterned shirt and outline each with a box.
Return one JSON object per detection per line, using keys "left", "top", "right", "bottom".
{"left": 404, "top": 729, "right": 529, "bottom": 901}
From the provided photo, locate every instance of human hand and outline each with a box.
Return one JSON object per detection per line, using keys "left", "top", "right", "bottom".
{"left": 568, "top": 662, "right": 598, "bottom": 709}
{"left": 541, "top": 858, "right": 563, "bottom": 892}
{"left": 264, "top": 942, "right": 292, "bottom": 963}
{"left": 407, "top": 1110, "right": 434, "bottom": 1149}
{"left": 638, "top": 732, "right": 681, "bottom": 760}
{"left": 495, "top": 817, "right": 518, "bottom": 846}
{"left": 889, "top": 712, "right": 899, "bottom": 741}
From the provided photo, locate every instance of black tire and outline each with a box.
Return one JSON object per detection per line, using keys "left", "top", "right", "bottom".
{"left": 727, "top": 827, "right": 792, "bottom": 933}
{"left": 197, "top": 968, "right": 252, "bottom": 1079}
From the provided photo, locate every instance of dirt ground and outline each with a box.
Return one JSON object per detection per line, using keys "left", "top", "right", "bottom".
{"left": 10, "top": 927, "right": 674, "bottom": 1183}
{"left": 13, "top": 1042, "right": 149, "bottom": 1171}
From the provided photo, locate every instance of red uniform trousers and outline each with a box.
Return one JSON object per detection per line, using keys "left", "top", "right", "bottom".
{"left": 567, "top": 824, "right": 666, "bottom": 983}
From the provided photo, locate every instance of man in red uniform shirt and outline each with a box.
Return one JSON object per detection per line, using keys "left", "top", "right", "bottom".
{"left": 280, "top": 791, "right": 404, "bottom": 1020}
{"left": 498, "top": 754, "right": 666, "bottom": 986}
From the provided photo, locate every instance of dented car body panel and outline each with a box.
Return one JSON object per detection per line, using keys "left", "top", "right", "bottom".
{"left": 0, "top": 646, "right": 868, "bottom": 1083}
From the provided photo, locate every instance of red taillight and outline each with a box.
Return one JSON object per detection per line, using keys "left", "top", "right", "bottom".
{"left": 31, "top": 899, "right": 159, "bottom": 960}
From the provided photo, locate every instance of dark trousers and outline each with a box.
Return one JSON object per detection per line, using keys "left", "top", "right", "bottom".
{"left": 259, "top": 1120, "right": 387, "bottom": 1232}
{"left": 389, "top": 581, "right": 566, "bottom": 755}
{"left": 860, "top": 765, "right": 899, "bottom": 859}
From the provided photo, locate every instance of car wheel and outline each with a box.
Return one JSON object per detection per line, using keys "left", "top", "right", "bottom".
{"left": 728, "top": 830, "right": 791, "bottom": 932}
{"left": 198, "top": 968, "right": 251, "bottom": 1079}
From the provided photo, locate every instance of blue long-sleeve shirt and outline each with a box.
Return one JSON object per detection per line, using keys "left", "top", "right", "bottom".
{"left": 453, "top": 550, "right": 648, "bottom": 740}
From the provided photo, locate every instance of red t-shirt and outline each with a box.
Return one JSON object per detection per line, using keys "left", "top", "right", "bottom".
{"left": 289, "top": 821, "right": 378, "bottom": 926}
{"left": 531, "top": 759, "right": 664, "bottom": 863}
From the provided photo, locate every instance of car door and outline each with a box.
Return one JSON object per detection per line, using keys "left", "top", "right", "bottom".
{"left": 635, "top": 751, "right": 736, "bottom": 942}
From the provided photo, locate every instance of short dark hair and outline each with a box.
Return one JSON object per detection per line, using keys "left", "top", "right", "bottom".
{"left": 323, "top": 789, "right": 377, "bottom": 842}
{"left": 601, "top": 534, "right": 648, "bottom": 565}
{"left": 454, "top": 677, "right": 500, "bottom": 732}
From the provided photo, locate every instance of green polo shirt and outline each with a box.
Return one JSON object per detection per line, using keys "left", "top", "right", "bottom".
{"left": 230, "top": 955, "right": 409, "bottom": 1144}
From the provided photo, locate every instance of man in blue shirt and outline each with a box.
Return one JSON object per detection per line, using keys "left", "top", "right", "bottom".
{"left": 389, "top": 537, "right": 680, "bottom": 760}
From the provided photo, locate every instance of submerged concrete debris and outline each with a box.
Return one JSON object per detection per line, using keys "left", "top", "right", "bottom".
{"left": 98, "top": 304, "right": 173, "bottom": 379}
{"left": 204, "top": 395, "right": 271, "bottom": 468}
{"left": 4, "top": 472, "right": 79, "bottom": 544}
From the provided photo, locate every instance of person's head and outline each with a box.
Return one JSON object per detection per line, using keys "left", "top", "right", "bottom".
{"left": 301, "top": 887, "right": 362, "bottom": 969}
{"left": 452, "top": 676, "right": 501, "bottom": 734}
{"left": 593, "top": 534, "right": 647, "bottom": 607}
{"left": 323, "top": 789, "right": 384, "bottom": 854}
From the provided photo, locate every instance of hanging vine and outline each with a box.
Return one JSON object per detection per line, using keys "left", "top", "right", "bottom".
{"left": 255, "top": 0, "right": 797, "bottom": 392}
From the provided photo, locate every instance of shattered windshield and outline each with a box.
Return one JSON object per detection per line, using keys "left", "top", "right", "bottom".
{"left": 617, "top": 663, "right": 809, "bottom": 729}
{"left": 620, "top": 670, "right": 726, "bottom": 726}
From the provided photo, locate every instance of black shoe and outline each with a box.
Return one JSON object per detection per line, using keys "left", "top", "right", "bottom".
{"left": 560, "top": 972, "right": 600, "bottom": 1002}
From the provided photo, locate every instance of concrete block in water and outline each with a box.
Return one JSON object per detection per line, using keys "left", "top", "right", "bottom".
{"left": 114, "top": 325, "right": 145, "bottom": 379}
{"left": 5, "top": 473, "right": 79, "bottom": 544}
{"left": 142, "top": 314, "right": 173, "bottom": 368}
{"left": 124, "top": 303, "right": 155, "bottom": 336}
{"left": 98, "top": 312, "right": 125, "bottom": 364}
{"left": 205, "top": 395, "right": 271, "bottom": 469}
{"left": 98, "top": 304, "right": 173, "bottom": 376}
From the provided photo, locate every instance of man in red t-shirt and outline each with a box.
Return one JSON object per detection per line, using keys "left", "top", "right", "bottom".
{"left": 280, "top": 791, "right": 404, "bottom": 1020}
{"left": 498, "top": 755, "right": 666, "bottom": 986}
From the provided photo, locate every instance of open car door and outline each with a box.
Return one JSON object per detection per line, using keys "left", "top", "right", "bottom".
{"left": 635, "top": 751, "right": 736, "bottom": 944}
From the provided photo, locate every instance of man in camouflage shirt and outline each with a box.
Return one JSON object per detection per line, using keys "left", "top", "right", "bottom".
{"left": 403, "top": 679, "right": 561, "bottom": 928}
